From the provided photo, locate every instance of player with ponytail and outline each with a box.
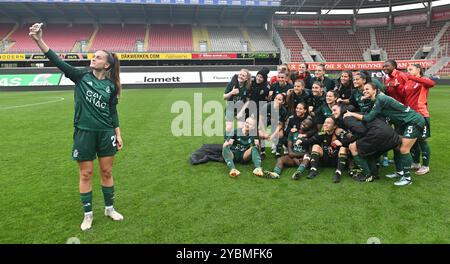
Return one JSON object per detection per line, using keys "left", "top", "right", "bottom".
{"left": 30, "top": 23, "right": 124, "bottom": 231}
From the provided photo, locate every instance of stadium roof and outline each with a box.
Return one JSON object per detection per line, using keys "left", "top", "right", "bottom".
{"left": 281, "top": 0, "right": 443, "bottom": 10}
{"left": 0, "top": 0, "right": 448, "bottom": 24}
{"left": 0, "top": 2, "right": 276, "bottom": 25}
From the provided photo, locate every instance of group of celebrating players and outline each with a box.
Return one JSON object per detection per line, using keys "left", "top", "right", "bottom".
{"left": 28, "top": 19, "right": 436, "bottom": 232}
{"left": 222, "top": 60, "right": 434, "bottom": 186}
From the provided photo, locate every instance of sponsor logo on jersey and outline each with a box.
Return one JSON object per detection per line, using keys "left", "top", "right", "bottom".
{"left": 87, "top": 81, "right": 93, "bottom": 87}
{"left": 106, "top": 86, "right": 111, "bottom": 94}
{"left": 86, "top": 90, "right": 107, "bottom": 109}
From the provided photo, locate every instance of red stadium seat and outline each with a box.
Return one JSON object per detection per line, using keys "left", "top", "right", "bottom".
{"left": 0, "top": 23, "right": 14, "bottom": 40}
{"left": 7, "top": 24, "right": 93, "bottom": 53}
{"left": 298, "top": 28, "right": 370, "bottom": 62}
{"left": 90, "top": 24, "right": 146, "bottom": 52}
{"left": 148, "top": 25, "right": 192, "bottom": 52}
{"left": 276, "top": 28, "right": 304, "bottom": 62}
{"left": 437, "top": 61, "right": 450, "bottom": 77}
{"left": 375, "top": 22, "right": 444, "bottom": 60}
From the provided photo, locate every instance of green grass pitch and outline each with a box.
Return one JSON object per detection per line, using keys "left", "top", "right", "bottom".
{"left": 1, "top": 86, "right": 449, "bottom": 244}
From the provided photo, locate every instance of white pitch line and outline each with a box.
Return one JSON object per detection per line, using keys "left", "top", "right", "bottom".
{"left": 0, "top": 97, "right": 65, "bottom": 110}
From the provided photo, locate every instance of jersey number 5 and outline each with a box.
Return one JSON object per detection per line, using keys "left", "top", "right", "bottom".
{"left": 406, "top": 126, "right": 413, "bottom": 136}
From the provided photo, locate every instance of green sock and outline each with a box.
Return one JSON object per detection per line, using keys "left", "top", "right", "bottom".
{"left": 80, "top": 191, "right": 92, "bottom": 213}
{"left": 251, "top": 146, "right": 261, "bottom": 168}
{"left": 310, "top": 151, "right": 320, "bottom": 170}
{"left": 393, "top": 149, "right": 403, "bottom": 172}
{"left": 353, "top": 155, "right": 371, "bottom": 176}
{"left": 411, "top": 142, "right": 421, "bottom": 164}
{"left": 297, "top": 164, "right": 306, "bottom": 173}
{"left": 336, "top": 154, "right": 347, "bottom": 174}
{"left": 273, "top": 166, "right": 282, "bottom": 175}
{"left": 298, "top": 155, "right": 310, "bottom": 173}
{"left": 400, "top": 153, "right": 413, "bottom": 178}
{"left": 222, "top": 146, "right": 236, "bottom": 170}
{"left": 419, "top": 141, "right": 430, "bottom": 166}
{"left": 102, "top": 186, "right": 115, "bottom": 207}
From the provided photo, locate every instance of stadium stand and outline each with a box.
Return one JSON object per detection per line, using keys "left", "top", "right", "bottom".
{"left": 148, "top": 24, "right": 193, "bottom": 52}
{"left": 7, "top": 24, "right": 93, "bottom": 53}
{"left": 439, "top": 23, "right": 450, "bottom": 47}
{"left": 437, "top": 61, "right": 450, "bottom": 77}
{"left": 247, "top": 27, "right": 278, "bottom": 52}
{"left": 374, "top": 22, "right": 444, "bottom": 60}
{"left": 299, "top": 28, "right": 370, "bottom": 62}
{"left": 275, "top": 28, "right": 304, "bottom": 62}
{"left": 1, "top": 22, "right": 277, "bottom": 53}
{"left": 191, "top": 27, "right": 203, "bottom": 52}
{"left": 0, "top": 23, "right": 14, "bottom": 40}
{"left": 208, "top": 27, "right": 247, "bottom": 52}
{"left": 90, "top": 24, "right": 145, "bottom": 52}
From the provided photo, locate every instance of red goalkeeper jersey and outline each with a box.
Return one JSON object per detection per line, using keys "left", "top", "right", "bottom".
{"left": 403, "top": 75, "right": 435, "bottom": 117}
{"left": 383, "top": 69, "right": 408, "bottom": 103}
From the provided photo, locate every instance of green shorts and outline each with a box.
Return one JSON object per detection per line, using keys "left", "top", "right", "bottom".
{"left": 421, "top": 117, "right": 431, "bottom": 139}
{"left": 72, "top": 128, "right": 117, "bottom": 161}
{"left": 400, "top": 122, "right": 424, "bottom": 139}
{"left": 232, "top": 150, "right": 246, "bottom": 163}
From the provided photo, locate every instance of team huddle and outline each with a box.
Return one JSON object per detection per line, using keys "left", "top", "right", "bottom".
{"left": 222, "top": 61, "right": 434, "bottom": 186}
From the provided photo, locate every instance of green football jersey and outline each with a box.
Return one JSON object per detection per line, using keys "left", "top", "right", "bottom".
{"left": 292, "top": 89, "right": 311, "bottom": 106}
{"left": 45, "top": 49, "right": 119, "bottom": 131}
{"left": 261, "top": 102, "right": 289, "bottom": 124}
{"left": 224, "top": 80, "right": 248, "bottom": 103}
{"left": 363, "top": 93, "right": 424, "bottom": 126}
{"left": 311, "top": 76, "right": 335, "bottom": 92}
{"left": 372, "top": 78, "right": 386, "bottom": 93}
{"left": 270, "top": 82, "right": 293, "bottom": 98}
{"left": 287, "top": 131, "right": 307, "bottom": 154}
{"left": 350, "top": 89, "right": 373, "bottom": 113}
{"left": 315, "top": 103, "right": 333, "bottom": 124}
{"left": 309, "top": 93, "right": 326, "bottom": 111}
{"left": 226, "top": 129, "right": 256, "bottom": 152}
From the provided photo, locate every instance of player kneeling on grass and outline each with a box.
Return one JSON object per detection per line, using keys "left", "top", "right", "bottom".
{"left": 264, "top": 118, "right": 314, "bottom": 180}
{"left": 222, "top": 117, "right": 263, "bottom": 178}
{"left": 29, "top": 23, "right": 124, "bottom": 231}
